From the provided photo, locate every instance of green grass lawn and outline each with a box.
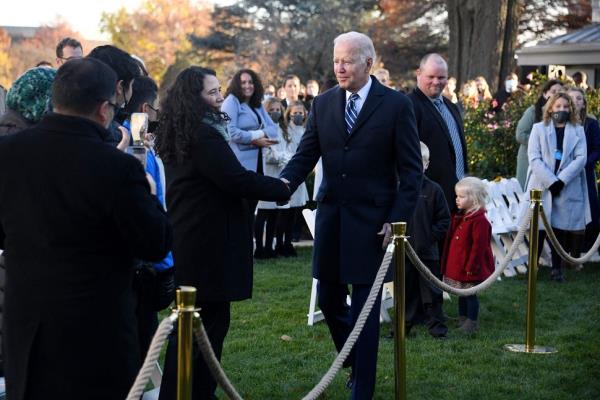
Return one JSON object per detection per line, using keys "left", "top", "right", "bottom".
{"left": 175, "top": 247, "right": 600, "bottom": 400}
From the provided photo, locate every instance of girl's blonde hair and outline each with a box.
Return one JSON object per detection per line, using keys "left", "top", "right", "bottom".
{"left": 455, "top": 177, "right": 489, "bottom": 214}
{"left": 542, "top": 92, "right": 579, "bottom": 125}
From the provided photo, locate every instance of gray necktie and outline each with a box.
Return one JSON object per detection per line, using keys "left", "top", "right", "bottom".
{"left": 433, "top": 98, "right": 465, "bottom": 179}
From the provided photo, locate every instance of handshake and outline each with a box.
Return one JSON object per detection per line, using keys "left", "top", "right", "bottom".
{"left": 277, "top": 177, "right": 291, "bottom": 206}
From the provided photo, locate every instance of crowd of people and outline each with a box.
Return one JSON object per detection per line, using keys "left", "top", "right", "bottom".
{"left": 0, "top": 30, "right": 596, "bottom": 400}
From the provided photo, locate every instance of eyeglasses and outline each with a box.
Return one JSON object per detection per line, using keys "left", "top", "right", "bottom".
{"left": 146, "top": 104, "right": 159, "bottom": 113}
{"left": 106, "top": 100, "right": 120, "bottom": 112}
{"left": 58, "top": 56, "right": 83, "bottom": 62}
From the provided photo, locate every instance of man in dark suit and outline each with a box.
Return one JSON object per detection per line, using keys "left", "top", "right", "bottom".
{"left": 280, "top": 31, "right": 422, "bottom": 399}
{"left": 0, "top": 58, "right": 172, "bottom": 400}
{"left": 408, "top": 53, "right": 468, "bottom": 211}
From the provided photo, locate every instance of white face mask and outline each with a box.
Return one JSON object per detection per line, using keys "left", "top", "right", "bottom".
{"left": 505, "top": 79, "right": 517, "bottom": 93}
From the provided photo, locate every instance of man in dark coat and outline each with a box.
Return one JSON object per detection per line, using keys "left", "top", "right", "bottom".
{"left": 0, "top": 58, "right": 172, "bottom": 400}
{"left": 408, "top": 53, "right": 468, "bottom": 211}
{"left": 280, "top": 32, "right": 422, "bottom": 399}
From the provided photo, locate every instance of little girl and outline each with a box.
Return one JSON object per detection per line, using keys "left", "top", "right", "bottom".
{"left": 442, "top": 177, "right": 494, "bottom": 333}
{"left": 274, "top": 100, "right": 309, "bottom": 256}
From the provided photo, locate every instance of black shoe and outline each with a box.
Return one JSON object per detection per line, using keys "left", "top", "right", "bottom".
{"left": 281, "top": 243, "right": 297, "bottom": 257}
{"left": 345, "top": 371, "right": 354, "bottom": 390}
{"left": 254, "top": 248, "right": 266, "bottom": 259}
{"left": 551, "top": 268, "right": 565, "bottom": 282}
{"left": 263, "top": 247, "right": 277, "bottom": 259}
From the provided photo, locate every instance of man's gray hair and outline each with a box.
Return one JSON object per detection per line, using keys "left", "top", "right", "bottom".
{"left": 334, "top": 32, "right": 376, "bottom": 64}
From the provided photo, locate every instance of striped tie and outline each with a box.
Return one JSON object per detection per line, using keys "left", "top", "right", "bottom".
{"left": 433, "top": 98, "right": 465, "bottom": 179}
{"left": 345, "top": 93, "right": 359, "bottom": 135}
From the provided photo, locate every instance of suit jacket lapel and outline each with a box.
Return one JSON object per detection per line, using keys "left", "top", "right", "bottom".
{"left": 417, "top": 88, "right": 453, "bottom": 147}
{"left": 333, "top": 87, "right": 347, "bottom": 139}
{"left": 348, "top": 78, "right": 385, "bottom": 138}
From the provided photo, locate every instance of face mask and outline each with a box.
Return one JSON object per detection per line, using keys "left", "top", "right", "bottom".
{"left": 551, "top": 111, "right": 570, "bottom": 124}
{"left": 505, "top": 79, "right": 517, "bottom": 93}
{"left": 292, "top": 114, "right": 305, "bottom": 126}
{"left": 148, "top": 120, "right": 159, "bottom": 133}
{"left": 269, "top": 111, "right": 281, "bottom": 122}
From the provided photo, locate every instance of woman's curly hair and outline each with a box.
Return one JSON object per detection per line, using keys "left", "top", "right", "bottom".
{"left": 225, "top": 69, "right": 264, "bottom": 108}
{"left": 155, "top": 66, "right": 227, "bottom": 164}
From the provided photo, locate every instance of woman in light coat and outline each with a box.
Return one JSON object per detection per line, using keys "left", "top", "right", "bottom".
{"left": 523, "top": 92, "right": 590, "bottom": 282}
{"left": 221, "top": 69, "right": 279, "bottom": 172}
{"left": 515, "top": 79, "right": 564, "bottom": 188}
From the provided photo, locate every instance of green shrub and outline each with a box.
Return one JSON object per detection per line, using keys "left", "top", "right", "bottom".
{"left": 464, "top": 78, "right": 600, "bottom": 180}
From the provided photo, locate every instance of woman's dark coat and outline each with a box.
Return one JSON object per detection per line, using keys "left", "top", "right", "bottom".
{"left": 164, "top": 125, "right": 289, "bottom": 303}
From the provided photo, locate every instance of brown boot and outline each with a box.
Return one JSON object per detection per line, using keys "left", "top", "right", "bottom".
{"left": 458, "top": 319, "right": 479, "bottom": 334}
{"left": 457, "top": 316, "right": 467, "bottom": 328}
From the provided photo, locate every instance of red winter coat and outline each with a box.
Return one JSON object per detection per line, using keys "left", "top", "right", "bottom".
{"left": 441, "top": 208, "right": 494, "bottom": 282}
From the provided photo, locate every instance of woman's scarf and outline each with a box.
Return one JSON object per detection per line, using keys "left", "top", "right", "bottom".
{"left": 202, "top": 112, "right": 231, "bottom": 142}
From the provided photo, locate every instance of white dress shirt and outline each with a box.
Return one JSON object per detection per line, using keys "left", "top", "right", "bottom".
{"left": 345, "top": 76, "right": 372, "bottom": 116}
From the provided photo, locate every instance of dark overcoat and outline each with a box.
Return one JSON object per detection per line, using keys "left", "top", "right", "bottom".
{"left": 164, "top": 124, "right": 289, "bottom": 303}
{"left": 583, "top": 117, "right": 600, "bottom": 226}
{"left": 0, "top": 113, "right": 172, "bottom": 400}
{"left": 408, "top": 87, "right": 468, "bottom": 210}
{"left": 281, "top": 77, "right": 423, "bottom": 284}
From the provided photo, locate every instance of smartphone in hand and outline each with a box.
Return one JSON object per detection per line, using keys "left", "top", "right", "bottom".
{"left": 130, "top": 113, "right": 149, "bottom": 145}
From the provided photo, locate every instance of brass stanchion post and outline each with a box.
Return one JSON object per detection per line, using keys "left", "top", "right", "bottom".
{"left": 392, "top": 222, "right": 407, "bottom": 400}
{"left": 504, "top": 189, "right": 556, "bottom": 354}
{"left": 177, "top": 286, "right": 197, "bottom": 400}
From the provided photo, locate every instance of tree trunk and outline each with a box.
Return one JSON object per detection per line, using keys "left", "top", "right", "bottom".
{"left": 447, "top": 0, "right": 522, "bottom": 93}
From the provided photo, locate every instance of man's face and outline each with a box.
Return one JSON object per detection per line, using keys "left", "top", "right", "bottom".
{"left": 284, "top": 78, "right": 300, "bottom": 100}
{"left": 416, "top": 60, "right": 448, "bottom": 98}
{"left": 375, "top": 72, "right": 390, "bottom": 87}
{"left": 102, "top": 96, "right": 118, "bottom": 128}
{"left": 56, "top": 45, "right": 83, "bottom": 66}
{"left": 334, "top": 41, "right": 371, "bottom": 93}
{"left": 116, "top": 80, "right": 134, "bottom": 107}
{"left": 306, "top": 82, "right": 319, "bottom": 96}
{"left": 145, "top": 96, "right": 160, "bottom": 121}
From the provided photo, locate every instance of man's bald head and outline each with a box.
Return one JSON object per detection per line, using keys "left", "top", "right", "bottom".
{"left": 416, "top": 53, "right": 449, "bottom": 98}
{"left": 419, "top": 53, "right": 448, "bottom": 70}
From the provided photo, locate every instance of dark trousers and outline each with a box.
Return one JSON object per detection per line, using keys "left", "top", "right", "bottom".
{"left": 276, "top": 207, "right": 299, "bottom": 247}
{"left": 538, "top": 228, "right": 568, "bottom": 270}
{"left": 254, "top": 209, "right": 278, "bottom": 251}
{"left": 159, "top": 302, "right": 231, "bottom": 400}
{"left": 458, "top": 295, "right": 479, "bottom": 321}
{"left": 405, "top": 260, "right": 447, "bottom": 337}
{"left": 318, "top": 281, "right": 382, "bottom": 400}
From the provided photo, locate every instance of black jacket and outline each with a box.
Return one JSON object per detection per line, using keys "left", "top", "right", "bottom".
{"left": 407, "top": 177, "right": 451, "bottom": 260}
{"left": 281, "top": 77, "right": 423, "bottom": 284}
{"left": 164, "top": 124, "right": 289, "bottom": 303}
{"left": 408, "top": 87, "right": 468, "bottom": 211}
{"left": 0, "top": 113, "right": 172, "bottom": 400}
